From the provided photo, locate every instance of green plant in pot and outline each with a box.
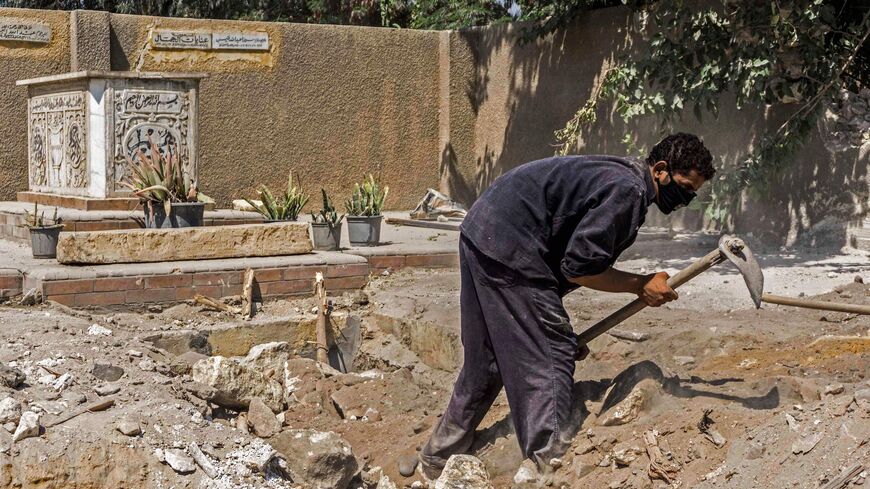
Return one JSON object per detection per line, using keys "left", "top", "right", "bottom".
{"left": 22, "top": 203, "right": 64, "bottom": 259}
{"left": 311, "top": 189, "right": 344, "bottom": 251}
{"left": 122, "top": 140, "right": 213, "bottom": 229}
{"left": 244, "top": 173, "right": 309, "bottom": 222}
{"left": 344, "top": 173, "right": 388, "bottom": 246}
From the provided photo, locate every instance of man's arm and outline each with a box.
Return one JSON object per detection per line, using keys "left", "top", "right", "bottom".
{"left": 570, "top": 268, "right": 678, "bottom": 307}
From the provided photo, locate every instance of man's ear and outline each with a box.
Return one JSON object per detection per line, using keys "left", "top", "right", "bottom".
{"left": 652, "top": 160, "right": 671, "bottom": 185}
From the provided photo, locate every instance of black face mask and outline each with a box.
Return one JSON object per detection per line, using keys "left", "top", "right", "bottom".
{"left": 655, "top": 175, "right": 696, "bottom": 214}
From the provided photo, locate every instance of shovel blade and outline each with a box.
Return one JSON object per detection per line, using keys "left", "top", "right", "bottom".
{"left": 719, "top": 235, "right": 764, "bottom": 309}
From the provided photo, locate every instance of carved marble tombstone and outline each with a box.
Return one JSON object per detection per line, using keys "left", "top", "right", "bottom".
{"left": 16, "top": 71, "right": 206, "bottom": 208}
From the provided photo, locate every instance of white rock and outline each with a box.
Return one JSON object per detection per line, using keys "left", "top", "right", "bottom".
{"left": 52, "top": 372, "right": 74, "bottom": 391}
{"left": 13, "top": 411, "right": 41, "bottom": 442}
{"left": 436, "top": 455, "right": 493, "bottom": 489}
{"left": 0, "top": 397, "right": 22, "bottom": 425}
{"left": 87, "top": 324, "right": 113, "bottom": 336}
{"left": 164, "top": 448, "right": 197, "bottom": 474}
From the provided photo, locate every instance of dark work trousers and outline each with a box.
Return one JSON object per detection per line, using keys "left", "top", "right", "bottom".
{"left": 421, "top": 235, "right": 580, "bottom": 471}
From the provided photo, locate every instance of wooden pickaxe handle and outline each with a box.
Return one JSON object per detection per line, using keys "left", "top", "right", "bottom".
{"left": 576, "top": 246, "right": 727, "bottom": 345}
{"left": 762, "top": 294, "right": 870, "bottom": 315}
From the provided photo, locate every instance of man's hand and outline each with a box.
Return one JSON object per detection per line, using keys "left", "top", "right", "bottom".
{"left": 639, "top": 271, "right": 678, "bottom": 307}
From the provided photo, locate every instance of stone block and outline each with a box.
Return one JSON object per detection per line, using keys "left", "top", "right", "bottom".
{"left": 56, "top": 222, "right": 312, "bottom": 264}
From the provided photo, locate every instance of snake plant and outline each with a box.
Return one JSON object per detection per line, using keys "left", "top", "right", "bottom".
{"left": 245, "top": 173, "right": 309, "bottom": 221}
{"left": 311, "top": 189, "right": 344, "bottom": 227}
{"left": 344, "top": 174, "right": 389, "bottom": 217}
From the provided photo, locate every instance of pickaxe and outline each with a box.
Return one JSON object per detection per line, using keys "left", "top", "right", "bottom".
{"left": 576, "top": 235, "right": 763, "bottom": 345}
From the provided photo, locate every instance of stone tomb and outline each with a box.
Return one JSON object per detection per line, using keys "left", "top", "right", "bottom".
{"left": 16, "top": 71, "right": 206, "bottom": 209}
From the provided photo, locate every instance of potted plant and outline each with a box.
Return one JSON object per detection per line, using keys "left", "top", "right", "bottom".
{"left": 310, "top": 189, "right": 344, "bottom": 251}
{"left": 244, "top": 173, "right": 309, "bottom": 222}
{"left": 23, "top": 203, "right": 64, "bottom": 259}
{"left": 344, "top": 173, "right": 388, "bottom": 246}
{"left": 122, "top": 140, "right": 213, "bottom": 229}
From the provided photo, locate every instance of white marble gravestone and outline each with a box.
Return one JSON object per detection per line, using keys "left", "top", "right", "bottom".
{"left": 16, "top": 71, "right": 207, "bottom": 199}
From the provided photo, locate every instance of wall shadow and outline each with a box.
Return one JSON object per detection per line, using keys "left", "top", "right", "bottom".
{"left": 443, "top": 6, "right": 869, "bottom": 250}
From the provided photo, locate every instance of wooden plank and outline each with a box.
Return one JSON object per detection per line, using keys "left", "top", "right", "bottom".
{"left": 385, "top": 217, "right": 461, "bottom": 231}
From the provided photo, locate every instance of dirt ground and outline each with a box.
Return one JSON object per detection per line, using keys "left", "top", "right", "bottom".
{"left": 0, "top": 237, "right": 868, "bottom": 488}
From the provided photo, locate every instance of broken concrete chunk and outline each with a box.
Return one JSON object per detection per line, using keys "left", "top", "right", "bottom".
{"left": 0, "top": 397, "right": 22, "bottom": 425}
{"left": 52, "top": 372, "right": 74, "bottom": 391}
{"left": 189, "top": 442, "right": 219, "bottom": 479}
{"left": 791, "top": 431, "right": 823, "bottom": 454}
{"left": 91, "top": 363, "right": 124, "bottom": 382}
{"left": 248, "top": 398, "right": 281, "bottom": 438}
{"left": 608, "top": 329, "right": 650, "bottom": 342}
{"left": 94, "top": 384, "right": 121, "bottom": 396}
{"left": 377, "top": 473, "right": 399, "bottom": 489}
{"left": 398, "top": 454, "right": 418, "bottom": 477}
{"left": 191, "top": 356, "right": 284, "bottom": 413}
{"left": 86, "top": 324, "right": 113, "bottom": 336}
{"left": 599, "top": 379, "right": 657, "bottom": 426}
{"left": 436, "top": 454, "right": 493, "bottom": 489}
{"left": 823, "top": 383, "right": 845, "bottom": 396}
{"left": 116, "top": 419, "right": 142, "bottom": 436}
{"left": 271, "top": 429, "right": 359, "bottom": 489}
{"left": 0, "top": 362, "right": 25, "bottom": 388}
{"left": 13, "top": 411, "right": 41, "bottom": 442}
{"left": 242, "top": 342, "right": 291, "bottom": 371}
{"left": 169, "top": 351, "right": 208, "bottom": 376}
{"left": 164, "top": 448, "right": 197, "bottom": 474}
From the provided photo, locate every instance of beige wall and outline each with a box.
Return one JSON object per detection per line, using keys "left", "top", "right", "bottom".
{"left": 0, "top": 8, "right": 71, "bottom": 203}
{"left": 0, "top": 6, "right": 866, "bottom": 246}
{"left": 441, "top": 7, "right": 869, "bottom": 247}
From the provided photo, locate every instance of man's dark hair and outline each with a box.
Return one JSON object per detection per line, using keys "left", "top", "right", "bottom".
{"left": 646, "top": 133, "right": 716, "bottom": 180}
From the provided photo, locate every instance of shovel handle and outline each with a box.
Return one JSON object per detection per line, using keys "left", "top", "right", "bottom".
{"left": 576, "top": 247, "right": 726, "bottom": 345}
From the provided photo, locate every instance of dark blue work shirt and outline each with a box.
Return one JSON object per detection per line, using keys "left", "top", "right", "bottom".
{"left": 460, "top": 155, "right": 656, "bottom": 294}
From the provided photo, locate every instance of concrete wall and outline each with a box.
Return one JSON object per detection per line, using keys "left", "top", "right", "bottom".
{"left": 0, "top": 6, "right": 866, "bottom": 247}
{"left": 0, "top": 8, "right": 71, "bottom": 204}
{"left": 441, "top": 7, "right": 869, "bottom": 247}
{"left": 0, "top": 8, "right": 441, "bottom": 210}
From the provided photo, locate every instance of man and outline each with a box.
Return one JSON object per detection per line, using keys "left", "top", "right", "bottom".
{"left": 420, "top": 133, "right": 716, "bottom": 480}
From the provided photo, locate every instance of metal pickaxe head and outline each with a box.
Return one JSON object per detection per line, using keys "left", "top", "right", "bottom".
{"left": 718, "top": 235, "right": 764, "bottom": 309}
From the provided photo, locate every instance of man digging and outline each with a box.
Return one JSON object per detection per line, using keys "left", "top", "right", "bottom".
{"left": 419, "top": 133, "right": 717, "bottom": 483}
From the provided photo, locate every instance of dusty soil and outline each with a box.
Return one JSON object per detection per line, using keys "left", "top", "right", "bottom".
{"left": 0, "top": 240, "right": 868, "bottom": 488}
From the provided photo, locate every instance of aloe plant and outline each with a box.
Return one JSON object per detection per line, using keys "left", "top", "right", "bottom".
{"left": 311, "top": 189, "right": 344, "bottom": 227}
{"left": 344, "top": 174, "right": 389, "bottom": 217}
{"left": 245, "top": 173, "right": 309, "bottom": 221}
{"left": 121, "top": 138, "right": 212, "bottom": 218}
{"left": 23, "top": 203, "right": 62, "bottom": 229}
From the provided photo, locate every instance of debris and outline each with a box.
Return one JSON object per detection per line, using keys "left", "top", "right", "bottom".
{"left": 599, "top": 379, "right": 656, "bottom": 426}
{"left": 18, "top": 288, "right": 41, "bottom": 306}
{"left": 673, "top": 355, "right": 696, "bottom": 366}
{"left": 377, "top": 473, "right": 400, "bottom": 489}
{"left": 644, "top": 430, "right": 681, "bottom": 483}
{"left": 0, "top": 397, "right": 22, "bottom": 425}
{"left": 164, "top": 448, "right": 197, "bottom": 474}
{"left": 52, "top": 372, "right": 74, "bottom": 391}
{"left": 242, "top": 268, "right": 255, "bottom": 318}
{"left": 188, "top": 442, "right": 219, "bottom": 479}
{"left": 0, "top": 362, "right": 25, "bottom": 388}
{"left": 785, "top": 413, "right": 800, "bottom": 431}
{"left": 45, "top": 399, "right": 114, "bottom": 428}
{"left": 116, "top": 419, "right": 141, "bottom": 436}
{"left": 315, "top": 272, "right": 330, "bottom": 365}
{"left": 169, "top": 351, "right": 207, "bottom": 376}
{"left": 13, "top": 411, "right": 41, "bottom": 442}
{"left": 86, "top": 324, "right": 113, "bottom": 336}
{"left": 409, "top": 188, "right": 467, "bottom": 219}
{"left": 824, "top": 383, "right": 845, "bottom": 396}
{"left": 271, "top": 429, "right": 359, "bottom": 489}
{"left": 247, "top": 397, "right": 280, "bottom": 438}
{"left": 791, "top": 431, "right": 824, "bottom": 455}
{"left": 435, "top": 454, "right": 493, "bottom": 489}
{"left": 820, "top": 463, "right": 863, "bottom": 489}
{"left": 193, "top": 294, "right": 242, "bottom": 315}
{"left": 191, "top": 356, "right": 284, "bottom": 413}
{"left": 91, "top": 363, "right": 124, "bottom": 382}
{"left": 698, "top": 409, "right": 727, "bottom": 447}
{"left": 608, "top": 329, "right": 650, "bottom": 342}
{"left": 94, "top": 384, "right": 121, "bottom": 396}
{"left": 398, "top": 454, "right": 419, "bottom": 477}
